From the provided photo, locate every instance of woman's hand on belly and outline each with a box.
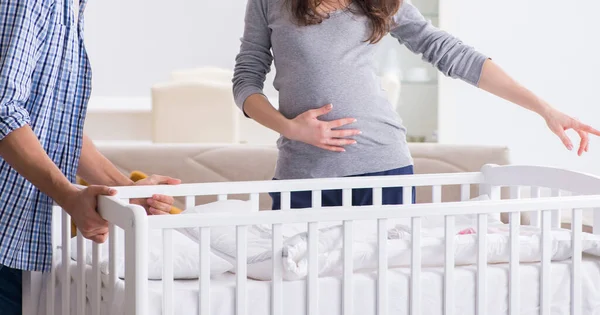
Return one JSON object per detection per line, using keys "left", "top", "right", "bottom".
{"left": 283, "top": 104, "right": 360, "bottom": 152}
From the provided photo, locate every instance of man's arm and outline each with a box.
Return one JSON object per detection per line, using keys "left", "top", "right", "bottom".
{"left": 77, "top": 134, "right": 134, "bottom": 186}
{"left": 0, "top": 1, "right": 117, "bottom": 243}
{"left": 77, "top": 134, "right": 181, "bottom": 214}
{"left": 0, "top": 126, "right": 115, "bottom": 242}
{"left": 0, "top": 0, "right": 78, "bottom": 207}
{"left": 0, "top": 126, "right": 79, "bottom": 206}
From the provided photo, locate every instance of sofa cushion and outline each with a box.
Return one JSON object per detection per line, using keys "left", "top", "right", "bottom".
{"left": 96, "top": 142, "right": 510, "bottom": 211}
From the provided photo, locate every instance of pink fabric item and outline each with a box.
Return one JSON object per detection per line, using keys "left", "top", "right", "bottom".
{"left": 458, "top": 228, "right": 476, "bottom": 235}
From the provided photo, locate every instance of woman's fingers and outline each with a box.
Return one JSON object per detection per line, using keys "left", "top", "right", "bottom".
{"left": 318, "top": 144, "right": 346, "bottom": 152}
{"left": 576, "top": 121, "right": 600, "bottom": 137}
{"left": 323, "top": 138, "right": 357, "bottom": 146}
{"left": 308, "top": 103, "right": 334, "bottom": 118}
{"left": 329, "top": 129, "right": 361, "bottom": 138}
{"left": 326, "top": 118, "right": 358, "bottom": 129}
{"left": 552, "top": 125, "right": 573, "bottom": 151}
{"left": 576, "top": 129, "right": 589, "bottom": 156}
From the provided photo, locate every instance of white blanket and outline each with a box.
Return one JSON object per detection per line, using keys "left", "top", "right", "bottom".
{"left": 180, "top": 199, "right": 600, "bottom": 281}
{"left": 70, "top": 228, "right": 233, "bottom": 280}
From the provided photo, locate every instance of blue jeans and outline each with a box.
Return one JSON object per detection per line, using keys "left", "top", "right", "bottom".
{"left": 0, "top": 264, "right": 22, "bottom": 315}
{"left": 270, "top": 165, "right": 416, "bottom": 210}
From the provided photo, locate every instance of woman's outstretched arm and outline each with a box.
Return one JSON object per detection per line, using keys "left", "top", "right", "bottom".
{"left": 478, "top": 59, "right": 600, "bottom": 155}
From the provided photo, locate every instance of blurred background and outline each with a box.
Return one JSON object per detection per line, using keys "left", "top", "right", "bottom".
{"left": 82, "top": 0, "right": 600, "bottom": 175}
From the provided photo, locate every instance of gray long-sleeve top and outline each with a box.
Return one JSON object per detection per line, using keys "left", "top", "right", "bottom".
{"left": 233, "top": 0, "right": 488, "bottom": 180}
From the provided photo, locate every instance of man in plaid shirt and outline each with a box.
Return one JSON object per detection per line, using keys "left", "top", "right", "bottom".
{"left": 0, "top": 1, "right": 180, "bottom": 313}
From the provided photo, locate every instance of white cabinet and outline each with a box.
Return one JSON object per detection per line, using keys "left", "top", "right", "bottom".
{"left": 84, "top": 97, "right": 280, "bottom": 144}
{"left": 374, "top": 0, "right": 441, "bottom": 143}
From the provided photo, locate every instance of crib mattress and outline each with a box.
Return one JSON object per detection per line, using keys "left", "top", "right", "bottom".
{"left": 44, "top": 257, "right": 600, "bottom": 315}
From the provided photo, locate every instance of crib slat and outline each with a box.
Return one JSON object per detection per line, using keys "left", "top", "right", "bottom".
{"left": 343, "top": 188, "right": 352, "bottom": 207}
{"left": 509, "top": 211, "right": 520, "bottom": 315}
{"left": 250, "top": 193, "right": 260, "bottom": 211}
{"left": 282, "top": 192, "right": 291, "bottom": 210}
{"left": 236, "top": 226, "right": 248, "bottom": 315}
{"left": 109, "top": 223, "right": 118, "bottom": 308}
{"left": 308, "top": 190, "right": 320, "bottom": 315}
{"left": 461, "top": 184, "right": 471, "bottom": 201}
{"left": 46, "top": 206, "right": 60, "bottom": 315}
{"left": 404, "top": 186, "right": 413, "bottom": 205}
{"left": 572, "top": 209, "right": 582, "bottom": 315}
{"left": 529, "top": 187, "right": 541, "bottom": 227}
{"left": 477, "top": 213, "right": 488, "bottom": 315}
{"left": 343, "top": 220, "right": 354, "bottom": 315}
{"left": 163, "top": 229, "right": 174, "bottom": 315}
{"left": 405, "top": 186, "right": 419, "bottom": 315}
{"left": 594, "top": 208, "right": 600, "bottom": 235}
{"left": 61, "top": 212, "right": 71, "bottom": 315}
{"left": 373, "top": 187, "right": 383, "bottom": 206}
{"left": 551, "top": 189, "right": 561, "bottom": 228}
{"left": 312, "top": 190, "right": 322, "bottom": 208}
{"left": 377, "top": 218, "right": 388, "bottom": 315}
{"left": 186, "top": 195, "right": 196, "bottom": 208}
{"left": 199, "top": 227, "right": 211, "bottom": 315}
{"left": 46, "top": 267, "right": 55, "bottom": 315}
{"left": 217, "top": 194, "right": 227, "bottom": 201}
{"left": 272, "top": 224, "right": 283, "bottom": 315}
{"left": 342, "top": 188, "right": 354, "bottom": 315}
{"left": 444, "top": 215, "right": 454, "bottom": 315}
{"left": 374, "top": 188, "right": 386, "bottom": 315}
{"left": 541, "top": 210, "right": 552, "bottom": 315}
{"left": 123, "top": 198, "right": 150, "bottom": 315}
{"left": 432, "top": 185, "right": 442, "bottom": 203}
{"left": 76, "top": 232, "right": 86, "bottom": 315}
{"left": 92, "top": 242, "right": 101, "bottom": 315}
{"left": 509, "top": 186, "right": 521, "bottom": 315}
{"left": 411, "top": 216, "right": 421, "bottom": 315}
{"left": 308, "top": 221, "right": 319, "bottom": 315}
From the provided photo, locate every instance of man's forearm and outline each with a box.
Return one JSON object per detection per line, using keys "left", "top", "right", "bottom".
{"left": 0, "top": 126, "right": 78, "bottom": 206}
{"left": 77, "top": 134, "right": 133, "bottom": 186}
{"left": 478, "top": 59, "right": 552, "bottom": 118}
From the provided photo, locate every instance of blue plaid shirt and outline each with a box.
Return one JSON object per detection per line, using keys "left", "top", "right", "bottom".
{"left": 0, "top": 0, "right": 91, "bottom": 272}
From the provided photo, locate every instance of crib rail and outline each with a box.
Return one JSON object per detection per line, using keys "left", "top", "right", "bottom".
{"left": 149, "top": 194, "right": 599, "bottom": 315}
{"left": 24, "top": 164, "right": 600, "bottom": 315}
{"left": 108, "top": 171, "right": 484, "bottom": 199}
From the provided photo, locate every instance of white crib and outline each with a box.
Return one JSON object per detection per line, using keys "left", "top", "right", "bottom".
{"left": 22, "top": 164, "right": 600, "bottom": 315}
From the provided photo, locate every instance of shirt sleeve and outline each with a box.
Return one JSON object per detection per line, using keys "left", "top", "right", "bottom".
{"left": 389, "top": 2, "right": 489, "bottom": 86}
{"left": 232, "top": 0, "right": 274, "bottom": 116}
{"left": 0, "top": 1, "right": 50, "bottom": 140}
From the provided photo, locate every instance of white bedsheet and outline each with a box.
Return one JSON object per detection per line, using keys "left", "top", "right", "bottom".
{"left": 42, "top": 257, "right": 600, "bottom": 315}
{"left": 178, "top": 199, "right": 600, "bottom": 281}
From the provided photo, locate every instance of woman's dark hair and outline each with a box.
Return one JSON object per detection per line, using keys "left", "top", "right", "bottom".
{"left": 287, "top": 0, "right": 402, "bottom": 44}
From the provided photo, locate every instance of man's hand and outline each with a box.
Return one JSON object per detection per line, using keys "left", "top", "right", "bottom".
{"left": 130, "top": 175, "right": 181, "bottom": 215}
{"left": 60, "top": 185, "right": 116, "bottom": 243}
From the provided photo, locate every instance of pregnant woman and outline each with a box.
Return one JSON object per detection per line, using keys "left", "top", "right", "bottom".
{"left": 232, "top": 0, "right": 600, "bottom": 209}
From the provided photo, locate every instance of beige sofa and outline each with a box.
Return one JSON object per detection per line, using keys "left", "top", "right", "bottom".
{"left": 96, "top": 142, "right": 511, "bottom": 211}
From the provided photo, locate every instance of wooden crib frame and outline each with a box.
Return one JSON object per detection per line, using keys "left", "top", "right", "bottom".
{"left": 22, "top": 164, "right": 600, "bottom": 315}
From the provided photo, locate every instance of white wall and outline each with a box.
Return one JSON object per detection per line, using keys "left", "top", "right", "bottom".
{"left": 84, "top": 0, "right": 278, "bottom": 99}
{"left": 439, "top": 0, "right": 600, "bottom": 175}
{"left": 85, "top": 0, "right": 600, "bottom": 175}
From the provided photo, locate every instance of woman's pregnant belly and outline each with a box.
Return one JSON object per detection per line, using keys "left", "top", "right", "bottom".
{"left": 276, "top": 67, "right": 407, "bottom": 149}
